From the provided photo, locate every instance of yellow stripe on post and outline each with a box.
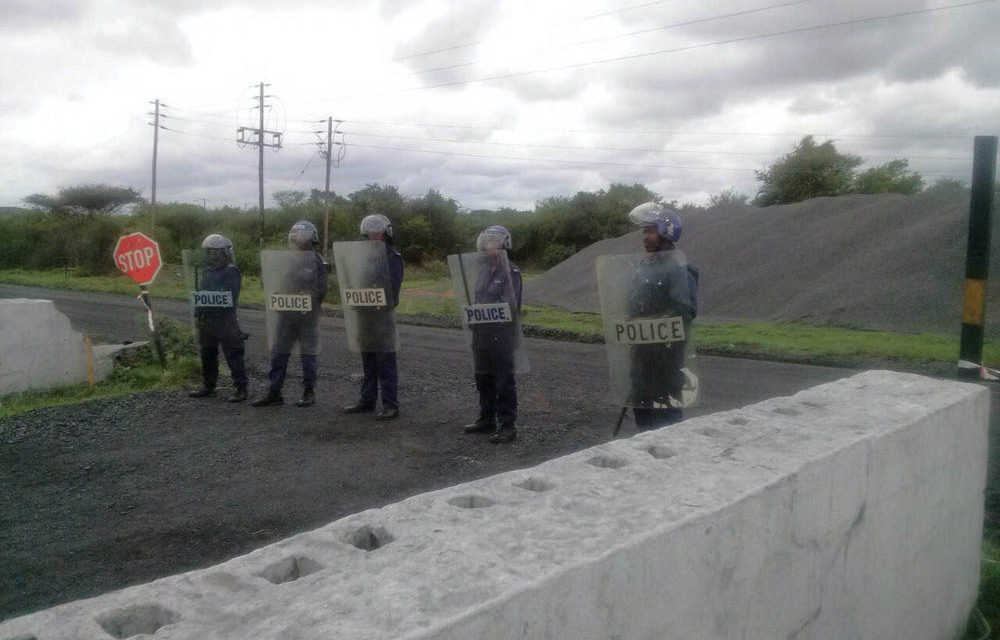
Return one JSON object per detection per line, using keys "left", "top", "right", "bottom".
{"left": 962, "top": 278, "right": 986, "bottom": 325}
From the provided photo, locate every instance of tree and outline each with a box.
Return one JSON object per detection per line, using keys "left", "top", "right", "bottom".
{"left": 707, "top": 187, "right": 750, "bottom": 208}
{"left": 753, "top": 136, "right": 862, "bottom": 206}
{"left": 272, "top": 189, "right": 307, "bottom": 209}
{"left": 852, "top": 159, "right": 923, "bottom": 195}
{"left": 24, "top": 183, "right": 145, "bottom": 217}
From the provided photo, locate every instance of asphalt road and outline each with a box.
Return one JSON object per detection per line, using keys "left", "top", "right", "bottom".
{"left": 0, "top": 283, "right": 993, "bottom": 621}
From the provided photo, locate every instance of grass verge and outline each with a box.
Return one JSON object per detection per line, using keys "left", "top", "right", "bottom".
{"left": 2, "top": 269, "right": 998, "bottom": 374}
{"left": 0, "top": 314, "right": 201, "bottom": 420}
{"left": 967, "top": 533, "right": 1000, "bottom": 639}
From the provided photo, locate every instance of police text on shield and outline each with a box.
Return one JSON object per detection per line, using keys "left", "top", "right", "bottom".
{"left": 463, "top": 303, "right": 512, "bottom": 325}
{"left": 268, "top": 293, "right": 313, "bottom": 312}
{"left": 342, "top": 288, "right": 387, "bottom": 307}
{"left": 191, "top": 291, "right": 234, "bottom": 308}
{"left": 613, "top": 317, "right": 684, "bottom": 344}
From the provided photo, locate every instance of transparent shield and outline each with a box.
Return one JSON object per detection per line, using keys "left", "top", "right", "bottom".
{"left": 596, "top": 250, "right": 698, "bottom": 408}
{"left": 447, "top": 250, "right": 528, "bottom": 374}
{"left": 181, "top": 250, "right": 236, "bottom": 321}
{"left": 331, "top": 240, "right": 399, "bottom": 353}
{"left": 261, "top": 250, "right": 324, "bottom": 355}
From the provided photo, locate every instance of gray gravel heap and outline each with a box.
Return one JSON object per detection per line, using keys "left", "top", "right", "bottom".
{"left": 525, "top": 192, "right": 998, "bottom": 335}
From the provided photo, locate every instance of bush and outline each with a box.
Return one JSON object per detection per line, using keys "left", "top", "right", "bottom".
{"left": 541, "top": 243, "right": 577, "bottom": 268}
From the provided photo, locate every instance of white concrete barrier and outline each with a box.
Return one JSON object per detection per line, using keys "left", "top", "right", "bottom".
{"left": 0, "top": 298, "right": 141, "bottom": 397}
{"left": 0, "top": 371, "right": 988, "bottom": 640}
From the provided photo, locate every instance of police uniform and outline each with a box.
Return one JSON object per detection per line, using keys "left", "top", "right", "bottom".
{"left": 195, "top": 263, "right": 248, "bottom": 393}
{"left": 356, "top": 244, "right": 403, "bottom": 411}
{"left": 472, "top": 259, "right": 522, "bottom": 428}
{"left": 266, "top": 251, "right": 328, "bottom": 395}
{"left": 627, "top": 251, "right": 698, "bottom": 430}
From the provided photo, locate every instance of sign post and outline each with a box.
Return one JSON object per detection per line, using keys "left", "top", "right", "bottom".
{"left": 113, "top": 232, "right": 167, "bottom": 369}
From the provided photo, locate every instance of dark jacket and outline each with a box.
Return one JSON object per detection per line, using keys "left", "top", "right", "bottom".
{"left": 471, "top": 257, "right": 522, "bottom": 351}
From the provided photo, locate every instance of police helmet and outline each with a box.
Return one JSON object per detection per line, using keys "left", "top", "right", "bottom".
{"left": 628, "top": 202, "right": 682, "bottom": 243}
{"left": 360, "top": 214, "right": 393, "bottom": 240}
{"left": 201, "top": 233, "right": 234, "bottom": 263}
{"left": 476, "top": 226, "right": 513, "bottom": 252}
{"left": 288, "top": 220, "right": 319, "bottom": 250}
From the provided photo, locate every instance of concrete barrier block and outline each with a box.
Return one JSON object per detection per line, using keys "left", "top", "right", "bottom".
{"left": 0, "top": 370, "right": 988, "bottom": 640}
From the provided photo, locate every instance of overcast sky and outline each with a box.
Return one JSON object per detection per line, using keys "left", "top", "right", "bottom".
{"left": 2, "top": 0, "right": 997, "bottom": 211}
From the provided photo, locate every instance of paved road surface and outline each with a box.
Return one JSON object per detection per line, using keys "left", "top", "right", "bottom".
{"left": 0, "top": 283, "right": 993, "bottom": 621}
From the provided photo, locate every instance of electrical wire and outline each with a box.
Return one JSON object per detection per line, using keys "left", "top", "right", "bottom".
{"left": 393, "top": 0, "right": 686, "bottom": 61}
{"left": 159, "top": 126, "right": 237, "bottom": 143}
{"left": 342, "top": 131, "right": 972, "bottom": 160}
{"left": 316, "top": 0, "right": 999, "bottom": 101}
{"left": 336, "top": 118, "right": 976, "bottom": 140}
{"left": 288, "top": 151, "right": 319, "bottom": 189}
{"left": 415, "top": 0, "right": 819, "bottom": 75}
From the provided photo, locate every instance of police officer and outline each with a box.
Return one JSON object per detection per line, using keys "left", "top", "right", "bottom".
{"left": 626, "top": 203, "right": 698, "bottom": 429}
{"left": 252, "top": 220, "right": 328, "bottom": 408}
{"left": 343, "top": 214, "right": 403, "bottom": 420}
{"left": 189, "top": 234, "right": 249, "bottom": 402}
{"left": 462, "top": 226, "right": 522, "bottom": 444}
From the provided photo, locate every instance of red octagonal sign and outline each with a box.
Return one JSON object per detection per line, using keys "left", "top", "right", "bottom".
{"left": 113, "top": 232, "right": 163, "bottom": 286}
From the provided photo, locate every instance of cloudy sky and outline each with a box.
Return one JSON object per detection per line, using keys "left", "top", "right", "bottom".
{"left": 2, "top": 0, "right": 997, "bottom": 211}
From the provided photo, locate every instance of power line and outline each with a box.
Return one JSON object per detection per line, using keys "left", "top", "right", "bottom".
{"left": 416, "top": 0, "right": 819, "bottom": 75}
{"left": 321, "top": 0, "right": 1000, "bottom": 100}
{"left": 347, "top": 141, "right": 964, "bottom": 175}
{"left": 391, "top": 0, "right": 685, "bottom": 62}
{"left": 337, "top": 118, "right": 976, "bottom": 140}
{"left": 288, "top": 150, "right": 319, "bottom": 190}
{"left": 160, "top": 126, "right": 236, "bottom": 143}
{"left": 342, "top": 130, "right": 973, "bottom": 160}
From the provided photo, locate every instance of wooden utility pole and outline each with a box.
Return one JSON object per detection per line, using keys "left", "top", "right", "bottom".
{"left": 148, "top": 99, "right": 160, "bottom": 237}
{"left": 258, "top": 82, "right": 265, "bottom": 247}
{"left": 323, "top": 116, "right": 332, "bottom": 257}
{"left": 237, "top": 83, "right": 282, "bottom": 249}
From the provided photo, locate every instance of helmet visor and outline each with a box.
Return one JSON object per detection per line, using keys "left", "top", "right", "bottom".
{"left": 288, "top": 229, "right": 313, "bottom": 249}
{"left": 628, "top": 202, "right": 664, "bottom": 227}
{"left": 477, "top": 231, "right": 508, "bottom": 252}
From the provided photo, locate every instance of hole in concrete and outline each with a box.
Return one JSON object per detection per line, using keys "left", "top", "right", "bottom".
{"left": 253, "top": 555, "right": 323, "bottom": 585}
{"left": 514, "top": 477, "right": 555, "bottom": 492}
{"left": 698, "top": 427, "right": 726, "bottom": 438}
{"left": 95, "top": 604, "right": 179, "bottom": 639}
{"left": 773, "top": 407, "right": 802, "bottom": 416}
{"left": 645, "top": 445, "right": 676, "bottom": 459}
{"left": 342, "top": 525, "right": 396, "bottom": 551}
{"left": 3, "top": 635, "right": 39, "bottom": 640}
{"left": 800, "top": 401, "right": 825, "bottom": 408}
{"left": 447, "top": 495, "right": 495, "bottom": 509}
{"left": 586, "top": 455, "right": 628, "bottom": 469}
{"left": 727, "top": 417, "right": 749, "bottom": 426}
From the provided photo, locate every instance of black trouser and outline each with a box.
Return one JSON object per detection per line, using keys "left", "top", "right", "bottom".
{"left": 473, "top": 348, "right": 517, "bottom": 426}
{"left": 197, "top": 316, "right": 248, "bottom": 389}
{"left": 266, "top": 312, "right": 320, "bottom": 393}
{"left": 359, "top": 351, "right": 398, "bottom": 409}
{"left": 632, "top": 407, "right": 683, "bottom": 431}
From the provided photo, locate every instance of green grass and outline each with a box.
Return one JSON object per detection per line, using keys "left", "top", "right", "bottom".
{"left": 968, "top": 534, "right": 1000, "bottom": 639}
{"left": 0, "top": 355, "right": 200, "bottom": 420}
{"left": 3, "top": 269, "right": 997, "bottom": 373}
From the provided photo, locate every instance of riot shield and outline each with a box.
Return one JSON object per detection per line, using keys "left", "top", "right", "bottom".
{"left": 182, "top": 250, "right": 237, "bottom": 322}
{"left": 261, "top": 249, "right": 324, "bottom": 355}
{"left": 596, "top": 249, "right": 698, "bottom": 409}
{"left": 331, "top": 240, "right": 399, "bottom": 353}
{"left": 448, "top": 250, "right": 529, "bottom": 374}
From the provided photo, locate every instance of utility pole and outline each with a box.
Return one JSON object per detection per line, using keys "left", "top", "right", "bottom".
{"left": 317, "top": 118, "right": 346, "bottom": 258}
{"left": 237, "top": 82, "right": 282, "bottom": 249}
{"left": 957, "top": 135, "right": 997, "bottom": 380}
{"left": 147, "top": 99, "right": 161, "bottom": 237}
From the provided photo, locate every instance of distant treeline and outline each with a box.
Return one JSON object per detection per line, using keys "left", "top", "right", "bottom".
{"left": 1, "top": 182, "right": 688, "bottom": 275}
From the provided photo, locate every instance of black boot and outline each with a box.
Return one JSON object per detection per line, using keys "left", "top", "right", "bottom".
{"left": 375, "top": 406, "right": 399, "bottom": 420}
{"left": 489, "top": 423, "right": 516, "bottom": 444}
{"left": 295, "top": 388, "right": 315, "bottom": 408}
{"left": 189, "top": 385, "right": 216, "bottom": 398}
{"left": 227, "top": 387, "right": 248, "bottom": 403}
{"left": 343, "top": 403, "right": 375, "bottom": 414}
{"left": 463, "top": 416, "right": 496, "bottom": 433}
{"left": 251, "top": 391, "right": 284, "bottom": 407}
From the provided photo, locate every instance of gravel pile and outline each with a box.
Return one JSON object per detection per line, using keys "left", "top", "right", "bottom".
{"left": 525, "top": 192, "right": 999, "bottom": 335}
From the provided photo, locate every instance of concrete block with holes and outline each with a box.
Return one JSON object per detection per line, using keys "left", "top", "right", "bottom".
{"left": 0, "top": 370, "right": 988, "bottom": 640}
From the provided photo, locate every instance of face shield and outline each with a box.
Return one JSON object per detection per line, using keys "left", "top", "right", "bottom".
{"left": 288, "top": 228, "right": 314, "bottom": 250}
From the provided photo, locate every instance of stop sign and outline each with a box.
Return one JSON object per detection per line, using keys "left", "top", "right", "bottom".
{"left": 113, "top": 232, "right": 163, "bottom": 286}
